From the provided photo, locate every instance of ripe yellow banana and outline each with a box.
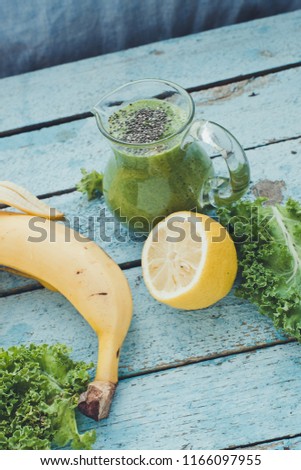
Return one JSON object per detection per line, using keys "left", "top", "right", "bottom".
{"left": 0, "top": 185, "right": 133, "bottom": 421}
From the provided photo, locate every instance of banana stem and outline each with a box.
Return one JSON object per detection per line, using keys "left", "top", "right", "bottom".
{"left": 78, "top": 333, "right": 120, "bottom": 421}
{"left": 78, "top": 381, "right": 116, "bottom": 421}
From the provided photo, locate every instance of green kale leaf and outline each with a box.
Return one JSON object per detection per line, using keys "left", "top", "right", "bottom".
{"left": 218, "top": 198, "right": 301, "bottom": 340}
{"left": 0, "top": 343, "right": 96, "bottom": 450}
{"left": 76, "top": 168, "right": 103, "bottom": 200}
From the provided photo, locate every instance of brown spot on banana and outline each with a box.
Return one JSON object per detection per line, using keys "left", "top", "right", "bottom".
{"left": 90, "top": 292, "right": 108, "bottom": 296}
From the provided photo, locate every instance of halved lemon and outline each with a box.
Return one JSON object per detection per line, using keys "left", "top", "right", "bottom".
{"left": 142, "top": 211, "right": 237, "bottom": 310}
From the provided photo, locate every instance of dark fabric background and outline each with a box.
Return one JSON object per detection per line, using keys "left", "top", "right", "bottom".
{"left": 1, "top": 0, "right": 301, "bottom": 78}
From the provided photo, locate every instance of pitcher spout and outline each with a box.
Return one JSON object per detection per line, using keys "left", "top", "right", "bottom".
{"left": 91, "top": 105, "right": 104, "bottom": 134}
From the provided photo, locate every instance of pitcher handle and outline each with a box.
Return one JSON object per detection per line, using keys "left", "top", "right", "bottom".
{"left": 186, "top": 120, "right": 250, "bottom": 207}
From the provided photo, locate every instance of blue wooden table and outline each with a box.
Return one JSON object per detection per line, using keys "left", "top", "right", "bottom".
{"left": 1, "top": 10, "right": 301, "bottom": 450}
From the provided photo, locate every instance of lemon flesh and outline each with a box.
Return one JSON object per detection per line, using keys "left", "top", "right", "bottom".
{"left": 142, "top": 211, "right": 237, "bottom": 310}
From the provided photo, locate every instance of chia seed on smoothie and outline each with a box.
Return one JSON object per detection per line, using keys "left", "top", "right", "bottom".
{"left": 108, "top": 99, "right": 187, "bottom": 145}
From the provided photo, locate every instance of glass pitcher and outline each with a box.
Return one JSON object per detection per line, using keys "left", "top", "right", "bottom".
{"left": 92, "top": 79, "right": 250, "bottom": 232}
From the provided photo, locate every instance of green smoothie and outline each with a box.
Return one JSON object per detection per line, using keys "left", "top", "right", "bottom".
{"left": 103, "top": 99, "right": 214, "bottom": 232}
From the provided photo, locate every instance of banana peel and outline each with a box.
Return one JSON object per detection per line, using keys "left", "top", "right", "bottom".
{"left": 0, "top": 181, "right": 64, "bottom": 219}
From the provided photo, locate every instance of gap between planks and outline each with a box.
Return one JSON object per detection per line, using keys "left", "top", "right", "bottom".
{"left": 0, "top": 259, "right": 142, "bottom": 298}
{"left": 1, "top": 60, "right": 301, "bottom": 139}
{"left": 120, "top": 338, "right": 295, "bottom": 380}
{"left": 225, "top": 431, "right": 301, "bottom": 450}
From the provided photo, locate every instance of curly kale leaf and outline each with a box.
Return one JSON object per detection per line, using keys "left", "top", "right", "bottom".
{"left": 76, "top": 168, "right": 103, "bottom": 200}
{"left": 218, "top": 198, "right": 301, "bottom": 340}
{"left": 0, "top": 343, "right": 96, "bottom": 450}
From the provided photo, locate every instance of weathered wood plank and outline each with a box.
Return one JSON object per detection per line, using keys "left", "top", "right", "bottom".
{"left": 247, "top": 140, "right": 301, "bottom": 201}
{"left": 76, "top": 343, "right": 301, "bottom": 449}
{"left": 1, "top": 67, "right": 300, "bottom": 197}
{"left": 1, "top": 136, "right": 300, "bottom": 295}
{"left": 0, "top": 11, "right": 300, "bottom": 133}
{"left": 193, "top": 69, "right": 301, "bottom": 149}
{"left": 0, "top": 266, "right": 289, "bottom": 379}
